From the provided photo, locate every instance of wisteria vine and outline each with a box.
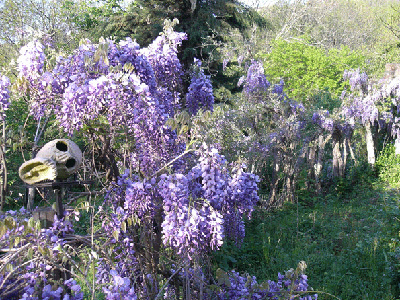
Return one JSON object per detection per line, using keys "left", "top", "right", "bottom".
{"left": 0, "top": 22, "right": 325, "bottom": 300}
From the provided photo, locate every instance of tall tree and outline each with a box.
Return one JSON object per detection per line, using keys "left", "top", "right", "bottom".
{"left": 88, "top": 0, "right": 270, "bottom": 75}
{"left": 0, "top": 0, "right": 94, "bottom": 68}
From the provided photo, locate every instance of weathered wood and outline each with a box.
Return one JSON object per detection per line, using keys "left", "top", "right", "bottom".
{"left": 332, "top": 127, "right": 343, "bottom": 178}
{"left": 54, "top": 187, "right": 64, "bottom": 219}
{"left": 23, "top": 180, "right": 94, "bottom": 189}
{"left": 32, "top": 207, "right": 55, "bottom": 228}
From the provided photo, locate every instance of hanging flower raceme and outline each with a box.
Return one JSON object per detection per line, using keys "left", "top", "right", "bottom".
{"left": 0, "top": 75, "right": 11, "bottom": 121}
{"left": 104, "top": 146, "right": 260, "bottom": 261}
{"left": 343, "top": 68, "right": 368, "bottom": 94}
{"left": 186, "top": 59, "right": 214, "bottom": 116}
{"left": 156, "top": 146, "right": 259, "bottom": 257}
{"left": 17, "top": 40, "right": 45, "bottom": 80}
{"left": 16, "top": 40, "right": 57, "bottom": 120}
{"left": 242, "top": 60, "right": 270, "bottom": 96}
{"left": 312, "top": 110, "right": 335, "bottom": 133}
{"left": 158, "top": 172, "right": 224, "bottom": 258}
{"left": 16, "top": 34, "right": 185, "bottom": 176}
{"left": 340, "top": 69, "right": 381, "bottom": 129}
{"left": 140, "top": 30, "right": 187, "bottom": 113}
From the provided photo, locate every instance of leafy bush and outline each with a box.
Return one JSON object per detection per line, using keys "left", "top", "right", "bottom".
{"left": 376, "top": 144, "right": 400, "bottom": 187}
{"left": 259, "top": 38, "right": 366, "bottom": 106}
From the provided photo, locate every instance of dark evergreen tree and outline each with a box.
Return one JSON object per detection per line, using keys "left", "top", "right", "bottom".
{"left": 85, "top": 0, "right": 271, "bottom": 103}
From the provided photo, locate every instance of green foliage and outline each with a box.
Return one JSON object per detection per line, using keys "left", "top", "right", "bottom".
{"left": 86, "top": 0, "right": 270, "bottom": 74}
{"left": 62, "top": 0, "right": 123, "bottom": 31}
{"left": 0, "top": 0, "right": 92, "bottom": 67}
{"left": 308, "top": 88, "right": 341, "bottom": 112}
{"left": 259, "top": 38, "right": 366, "bottom": 105}
{"left": 215, "top": 181, "right": 399, "bottom": 299}
{"left": 332, "top": 159, "right": 376, "bottom": 197}
{"left": 376, "top": 143, "right": 400, "bottom": 188}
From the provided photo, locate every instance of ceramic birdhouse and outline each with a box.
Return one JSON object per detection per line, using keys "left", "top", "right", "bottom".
{"left": 19, "top": 139, "right": 83, "bottom": 184}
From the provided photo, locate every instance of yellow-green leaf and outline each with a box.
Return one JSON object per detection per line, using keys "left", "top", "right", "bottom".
{"left": 35, "top": 220, "right": 41, "bottom": 231}
{"left": 28, "top": 217, "right": 35, "bottom": 229}
{"left": 27, "top": 248, "right": 33, "bottom": 260}
{"left": 121, "top": 221, "right": 126, "bottom": 233}
{"left": 112, "top": 230, "right": 119, "bottom": 241}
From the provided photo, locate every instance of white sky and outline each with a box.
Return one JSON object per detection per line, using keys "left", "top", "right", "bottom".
{"left": 239, "top": 0, "right": 280, "bottom": 7}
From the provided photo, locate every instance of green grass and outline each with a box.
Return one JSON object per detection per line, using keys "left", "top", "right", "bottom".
{"left": 213, "top": 178, "right": 400, "bottom": 299}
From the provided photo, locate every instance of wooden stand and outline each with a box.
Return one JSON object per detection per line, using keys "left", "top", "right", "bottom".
{"left": 25, "top": 180, "right": 94, "bottom": 294}
{"left": 25, "top": 180, "right": 94, "bottom": 219}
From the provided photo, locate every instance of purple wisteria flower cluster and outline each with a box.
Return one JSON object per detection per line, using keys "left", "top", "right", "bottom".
{"left": 340, "top": 68, "right": 400, "bottom": 139}
{"left": 105, "top": 145, "right": 259, "bottom": 263}
{"left": 341, "top": 69, "right": 377, "bottom": 126}
{"left": 241, "top": 60, "right": 270, "bottom": 96}
{"left": 186, "top": 59, "right": 214, "bottom": 115}
{"left": 343, "top": 69, "right": 368, "bottom": 94}
{"left": 140, "top": 28, "right": 187, "bottom": 112}
{"left": 101, "top": 270, "right": 137, "bottom": 300}
{"left": 311, "top": 69, "right": 376, "bottom": 139}
{"left": 158, "top": 171, "right": 225, "bottom": 257}
{"left": 16, "top": 29, "right": 195, "bottom": 177}
{"left": 312, "top": 110, "right": 335, "bottom": 133}
{"left": 216, "top": 265, "right": 318, "bottom": 300}
{"left": 20, "top": 278, "right": 83, "bottom": 300}
{"left": 17, "top": 41, "right": 45, "bottom": 80}
{"left": 0, "top": 75, "right": 11, "bottom": 121}
{"left": 342, "top": 93, "right": 379, "bottom": 125}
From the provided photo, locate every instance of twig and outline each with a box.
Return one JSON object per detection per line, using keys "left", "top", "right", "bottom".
{"left": 150, "top": 149, "right": 195, "bottom": 178}
{"left": 155, "top": 265, "right": 184, "bottom": 300}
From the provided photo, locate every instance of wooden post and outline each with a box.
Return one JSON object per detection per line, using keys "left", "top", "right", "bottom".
{"left": 33, "top": 207, "right": 55, "bottom": 228}
{"left": 54, "top": 185, "right": 64, "bottom": 219}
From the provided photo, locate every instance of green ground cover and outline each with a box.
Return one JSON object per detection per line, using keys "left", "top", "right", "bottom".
{"left": 214, "top": 164, "right": 400, "bottom": 299}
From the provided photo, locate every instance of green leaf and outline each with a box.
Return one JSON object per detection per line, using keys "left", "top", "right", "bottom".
{"left": 62, "top": 255, "right": 69, "bottom": 264}
{"left": 112, "top": 230, "right": 119, "bottom": 241}
{"left": 0, "top": 223, "right": 6, "bottom": 237}
{"left": 179, "top": 125, "right": 188, "bottom": 135}
{"left": 14, "top": 236, "right": 20, "bottom": 247}
{"left": 121, "top": 221, "right": 126, "bottom": 233}
{"left": 27, "top": 248, "right": 33, "bottom": 260}
{"left": 38, "top": 245, "right": 45, "bottom": 255}
{"left": 166, "top": 118, "right": 177, "bottom": 130}
{"left": 28, "top": 217, "right": 35, "bottom": 229}
{"left": 6, "top": 263, "right": 13, "bottom": 272}
{"left": 35, "top": 220, "right": 41, "bottom": 231}
{"left": 216, "top": 268, "right": 231, "bottom": 287}
{"left": 4, "top": 217, "right": 16, "bottom": 229}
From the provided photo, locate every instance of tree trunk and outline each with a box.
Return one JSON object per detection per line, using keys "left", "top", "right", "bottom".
{"left": 269, "top": 149, "right": 280, "bottom": 208}
{"left": 307, "top": 143, "right": 316, "bottom": 190}
{"left": 365, "top": 121, "right": 375, "bottom": 165}
{"left": 315, "top": 134, "right": 330, "bottom": 193}
{"left": 26, "top": 148, "right": 38, "bottom": 211}
{"left": 285, "top": 176, "right": 294, "bottom": 203}
{"left": 0, "top": 117, "right": 7, "bottom": 211}
{"left": 332, "top": 129, "right": 343, "bottom": 178}
{"left": 340, "top": 137, "right": 348, "bottom": 177}
{"left": 395, "top": 138, "right": 400, "bottom": 155}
